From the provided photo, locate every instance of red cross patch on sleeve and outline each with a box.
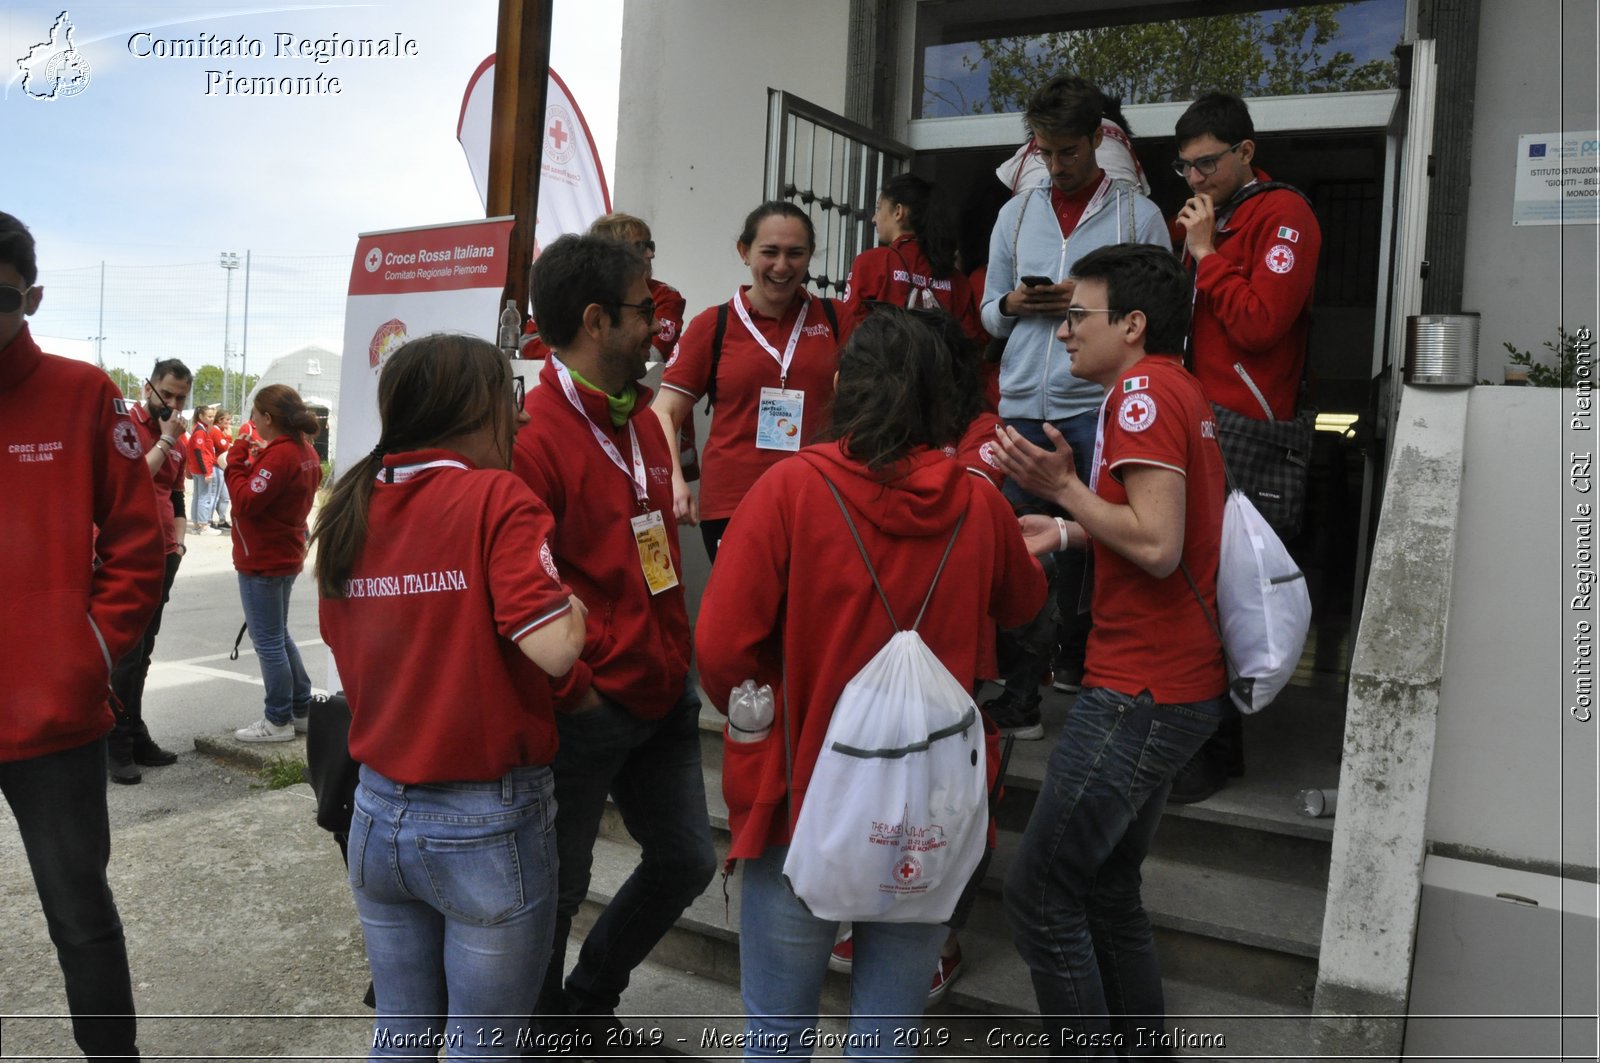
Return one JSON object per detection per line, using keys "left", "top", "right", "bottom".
{"left": 1117, "top": 393, "right": 1157, "bottom": 433}
{"left": 1265, "top": 244, "right": 1296, "bottom": 274}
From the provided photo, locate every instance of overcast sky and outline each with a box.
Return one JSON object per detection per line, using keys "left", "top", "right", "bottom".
{"left": 3, "top": 0, "right": 621, "bottom": 371}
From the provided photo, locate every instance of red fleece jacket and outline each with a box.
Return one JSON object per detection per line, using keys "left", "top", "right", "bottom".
{"left": 696, "top": 442, "right": 1046, "bottom": 860}
{"left": 0, "top": 325, "right": 165, "bottom": 761}
{"left": 1183, "top": 170, "right": 1321, "bottom": 420}
{"left": 513, "top": 357, "right": 692, "bottom": 719}
{"left": 225, "top": 434, "right": 322, "bottom": 576}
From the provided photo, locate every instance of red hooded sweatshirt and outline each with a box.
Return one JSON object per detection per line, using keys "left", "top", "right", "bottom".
{"left": 1, "top": 325, "right": 165, "bottom": 760}
{"left": 225, "top": 434, "right": 322, "bottom": 576}
{"left": 696, "top": 442, "right": 1046, "bottom": 860}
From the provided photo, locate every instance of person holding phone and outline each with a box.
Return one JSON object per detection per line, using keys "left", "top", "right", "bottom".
{"left": 978, "top": 75, "right": 1170, "bottom": 741}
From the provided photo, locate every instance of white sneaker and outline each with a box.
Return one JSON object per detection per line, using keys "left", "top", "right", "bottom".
{"left": 235, "top": 718, "right": 294, "bottom": 742}
{"left": 292, "top": 714, "right": 309, "bottom": 735}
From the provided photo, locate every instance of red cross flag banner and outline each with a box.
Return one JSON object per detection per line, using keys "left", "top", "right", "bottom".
{"left": 456, "top": 57, "right": 611, "bottom": 257}
{"left": 335, "top": 217, "right": 515, "bottom": 476}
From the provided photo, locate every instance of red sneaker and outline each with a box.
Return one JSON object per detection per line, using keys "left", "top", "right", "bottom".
{"left": 928, "top": 947, "right": 963, "bottom": 1003}
{"left": 827, "top": 932, "right": 854, "bottom": 973}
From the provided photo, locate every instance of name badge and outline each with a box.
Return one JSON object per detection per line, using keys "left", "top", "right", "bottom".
{"left": 756, "top": 387, "right": 804, "bottom": 452}
{"left": 631, "top": 510, "right": 680, "bottom": 596}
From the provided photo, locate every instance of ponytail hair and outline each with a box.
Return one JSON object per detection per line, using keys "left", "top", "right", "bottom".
{"left": 880, "top": 173, "right": 958, "bottom": 279}
{"left": 312, "top": 334, "right": 512, "bottom": 599}
{"left": 253, "top": 384, "right": 321, "bottom": 442}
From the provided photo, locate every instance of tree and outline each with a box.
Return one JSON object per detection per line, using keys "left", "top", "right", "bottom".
{"left": 106, "top": 367, "right": 140, "bottom": 399}
{"left": 187, "top": 364, "right": 259, "bottom": 412}
{"left": 943, "top": 4, "right": 1396, "bottom": 117}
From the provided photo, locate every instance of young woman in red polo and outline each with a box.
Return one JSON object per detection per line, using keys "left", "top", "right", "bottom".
{"left": 652, "top": 201, "right": 848, "bottom": 562}
{"left": 312, "top": 334, "right": 586, "bottom": 1056}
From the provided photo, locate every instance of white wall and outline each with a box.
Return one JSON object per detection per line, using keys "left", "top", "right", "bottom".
{"left": 1427, "top": 387, "right": 1596, "bottom": 872}
{"left": 615, "top": 0, "right": 852, "bottom": 318}
{"left": 1461, "top": 0, "right": 1599, "bottom": 382}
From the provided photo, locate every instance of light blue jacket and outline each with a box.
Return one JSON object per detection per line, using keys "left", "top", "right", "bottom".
{"left": 981, "top": 179, "right": 1170, "bottom": 422}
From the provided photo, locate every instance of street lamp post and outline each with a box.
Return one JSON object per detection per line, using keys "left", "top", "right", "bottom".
{"left": 87, "top": 334, "right": 105, "bottom": 369}
{"left": 220, "top": 251, "right": 240, "bottom": 410}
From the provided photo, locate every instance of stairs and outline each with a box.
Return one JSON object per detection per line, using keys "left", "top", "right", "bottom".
{"left": 571, "top": 676, "right": 1347, "bottom": 1060}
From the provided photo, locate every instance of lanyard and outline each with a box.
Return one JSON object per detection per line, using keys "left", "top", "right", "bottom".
{"left": 379, "top": 459, "right": 470, "bottom": 484}
{"left": 1088, "top": 389, "right": 1115, "bottom": 493}
{"left": 732, "top": 289, "right": 809, "bottom": 386}
{"left": 553, "top": 358, "right": 649, "bottom": 506}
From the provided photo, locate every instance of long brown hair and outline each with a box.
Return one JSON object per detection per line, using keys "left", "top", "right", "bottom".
{"left": 823, "top": 305, "right": 961, "bottom": 472}
{"left": 311, "top": 334, "right": 513, "bottom": 599}
{"left": 253, "top": 384, "right": 320, "bottom": 442}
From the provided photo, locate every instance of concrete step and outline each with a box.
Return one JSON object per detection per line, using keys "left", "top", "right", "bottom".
{"left": 577, "top": 837, "right": 1317, "bottom": 1059}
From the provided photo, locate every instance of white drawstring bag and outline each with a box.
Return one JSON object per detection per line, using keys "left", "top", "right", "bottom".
{"left": 781, "top": 481, "right": 987, "bottom": 923}
{"left": 1186, "top": 489, "right": 1312, "bottom": 714}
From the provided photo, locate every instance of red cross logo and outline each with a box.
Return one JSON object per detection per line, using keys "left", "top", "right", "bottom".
{"left": 1266, "top": 244, "right": 1295, "bottom": 274}
{"left": 548, "top": 119, "right": 569, "bottom": 150}
{"left": 894, "top": 855, "right": 922, "bottom": 883}
{"left": 1118, "top": 392, "right": 1158, "bottom": 433}
{"left": 1126, "top": 401, "right": 1149, "bottom": 425}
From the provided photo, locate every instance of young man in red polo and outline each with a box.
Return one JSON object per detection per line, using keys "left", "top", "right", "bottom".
{"left": 993, "top": 242, "right": 1227, "bottom": 1056}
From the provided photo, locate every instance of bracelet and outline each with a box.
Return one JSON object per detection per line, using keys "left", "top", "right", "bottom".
{"left": 1055, "top": 516, "right": 1071, "bottom": 552}
{"left": 160, "top": 435, "right": 176, "bottom": 445}
{"left": 175, "top": 543, "right": 187, "bottom": 556}
{"left": 155, "top": 438, "right": 171, "bottom": 451}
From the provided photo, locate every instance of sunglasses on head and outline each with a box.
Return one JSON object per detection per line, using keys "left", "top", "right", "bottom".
{"left": 0, "top": 284, "right": 33, "bottom": 314}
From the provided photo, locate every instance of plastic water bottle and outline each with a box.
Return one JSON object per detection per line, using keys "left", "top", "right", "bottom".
{"left": 498, "top": 299, "right": 521, "bottom": 355}
{"left": 727, "top": 680, "right": 774, "bottom": 743}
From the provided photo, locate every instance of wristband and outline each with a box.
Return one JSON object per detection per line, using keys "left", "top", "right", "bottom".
{"left": 175, "top": 543, "right": 187, "bottom": 557}
{"left": 1055, "top": 516, "right": 1071, "bottom": 552}
{"left": 155, "top": 438, "right": 171, "bottom": 451}
{"left": 160, "top": 435, "right": 176, "bottom": 445}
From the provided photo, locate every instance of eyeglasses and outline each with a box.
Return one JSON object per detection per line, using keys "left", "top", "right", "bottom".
{"left": 0, "top": 284, "right": 33, "bottom": 314}
{"left": 601, "top": 299, "right": 656, "bottom": 325}
{"left": 1064, "top": 307, "right": 1121, "bottom": 332}
{"left": 1171, "top": 142, "right": 1243, "bottom": 178}
{"left": 633, "top": 240, "right": 656, "bottom": 254}
{"left": 512, "top": 375, "right": 526, "bottom": 411}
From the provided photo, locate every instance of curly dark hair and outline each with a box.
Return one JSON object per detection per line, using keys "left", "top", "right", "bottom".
{"left": 824, "top": 305, "right": 963, "bottom": 472}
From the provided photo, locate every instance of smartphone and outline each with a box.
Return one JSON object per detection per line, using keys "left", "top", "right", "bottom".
{"left": 1020, "top": 275, "right": 1053, "bottom": 287}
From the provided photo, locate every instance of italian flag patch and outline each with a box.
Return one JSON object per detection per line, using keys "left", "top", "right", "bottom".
{"left": 1276, "top": 226, "right": 1300, "bottom": 243}
{"left": 1123, "top": 375, "right": 1150, "bottom": 393}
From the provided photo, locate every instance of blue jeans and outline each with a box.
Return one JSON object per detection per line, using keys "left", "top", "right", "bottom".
{"left": 348, "top": 763, "right": 558, "bottom": 1060}
{"left": 1003, "top": 687, "right": 1222, "bottom": 1058}
{"left": 191, "top": 471, "right": 216, "bottom": 525}
{"left": 237, "top": 572, "right": 311, "bottom": 726}
{"left": 738, "top": 845, "right": 946, "bottom": 1061}
{"left": 0, "top": 738, "right": 138, "bottom": 1061}
{"left": 211, "top": 467, "right": 230, "bottom": 522}
{"left": 997, "top": 412, "right": 1099, "bottom": 700}
{"left": 538, "top": 685, "right": 716, "bottom": 1015}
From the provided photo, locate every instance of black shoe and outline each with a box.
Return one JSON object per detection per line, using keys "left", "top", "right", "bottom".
{"left": 109, "top": 759, "right": 142, "bottom": 785}
{"left": 1051, "top": 658, "right": 1084, "bottom": 694}
{"left": 133, "top": 740, "right": 178, "bottom": 767}
{"left": 982, "top": 695, "right": 1044, "bottom": 740}
{"left": 1167, "top": 752, "right": 1227, "bottom": 804}
{"left": 568, "top": 1011, "right": 662, "bottom": 1060}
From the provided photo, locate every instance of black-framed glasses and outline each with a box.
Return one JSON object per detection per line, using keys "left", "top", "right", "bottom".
{"left": 1171, "top": 141, "right": 1243, "bottom": 178}
{"left": 512, "top": 375, "right": 526, "bottom": 411}
{"left": 0, "top": 284, "right": 33, "bottom": 314}
{"left": 633, "top": 240, "right": 656, "bottom": 254}
{"left": 600, "top": 299, "right": 656, "bottom": 324}
{"left": 1064, "top": 307, "right": 1121, "bottom": 332}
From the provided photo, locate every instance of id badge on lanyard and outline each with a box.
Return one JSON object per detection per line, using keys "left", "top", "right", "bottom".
{"left": 631, "top": 509, "right": 680, "bottom": 595}
{"left": 554, "top": 359, "right": 681, "bottom": 594}
{"left": 755, "top": 388, "right": 804, "bottom": 451}
{"left": 734, "top": 290, "right": 810, "bottom": 453}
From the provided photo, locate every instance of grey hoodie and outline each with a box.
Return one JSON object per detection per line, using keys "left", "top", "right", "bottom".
{"left": 981, "top": 178, "right": 1170, "bottom": 422}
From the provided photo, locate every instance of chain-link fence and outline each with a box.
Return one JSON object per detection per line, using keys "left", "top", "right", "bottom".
{"left": 32, "top": 253, "right": 349, "bottom": 411}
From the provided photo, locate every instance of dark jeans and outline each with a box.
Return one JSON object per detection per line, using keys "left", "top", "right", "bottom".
{"left": 1003, "top": 687, "right": 1222, "bottom": 1059}
{"left": 537, "top": 684, "right": 717, "bottom": 1016}
{"left": 997, "top": 413, "right": 1097, "bottom": 702}
{"left": 0, "top": 738, "right": 139, "bottom": 1060}
{"left": 109, "top": 550, "right": 181, "bottom": 760}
